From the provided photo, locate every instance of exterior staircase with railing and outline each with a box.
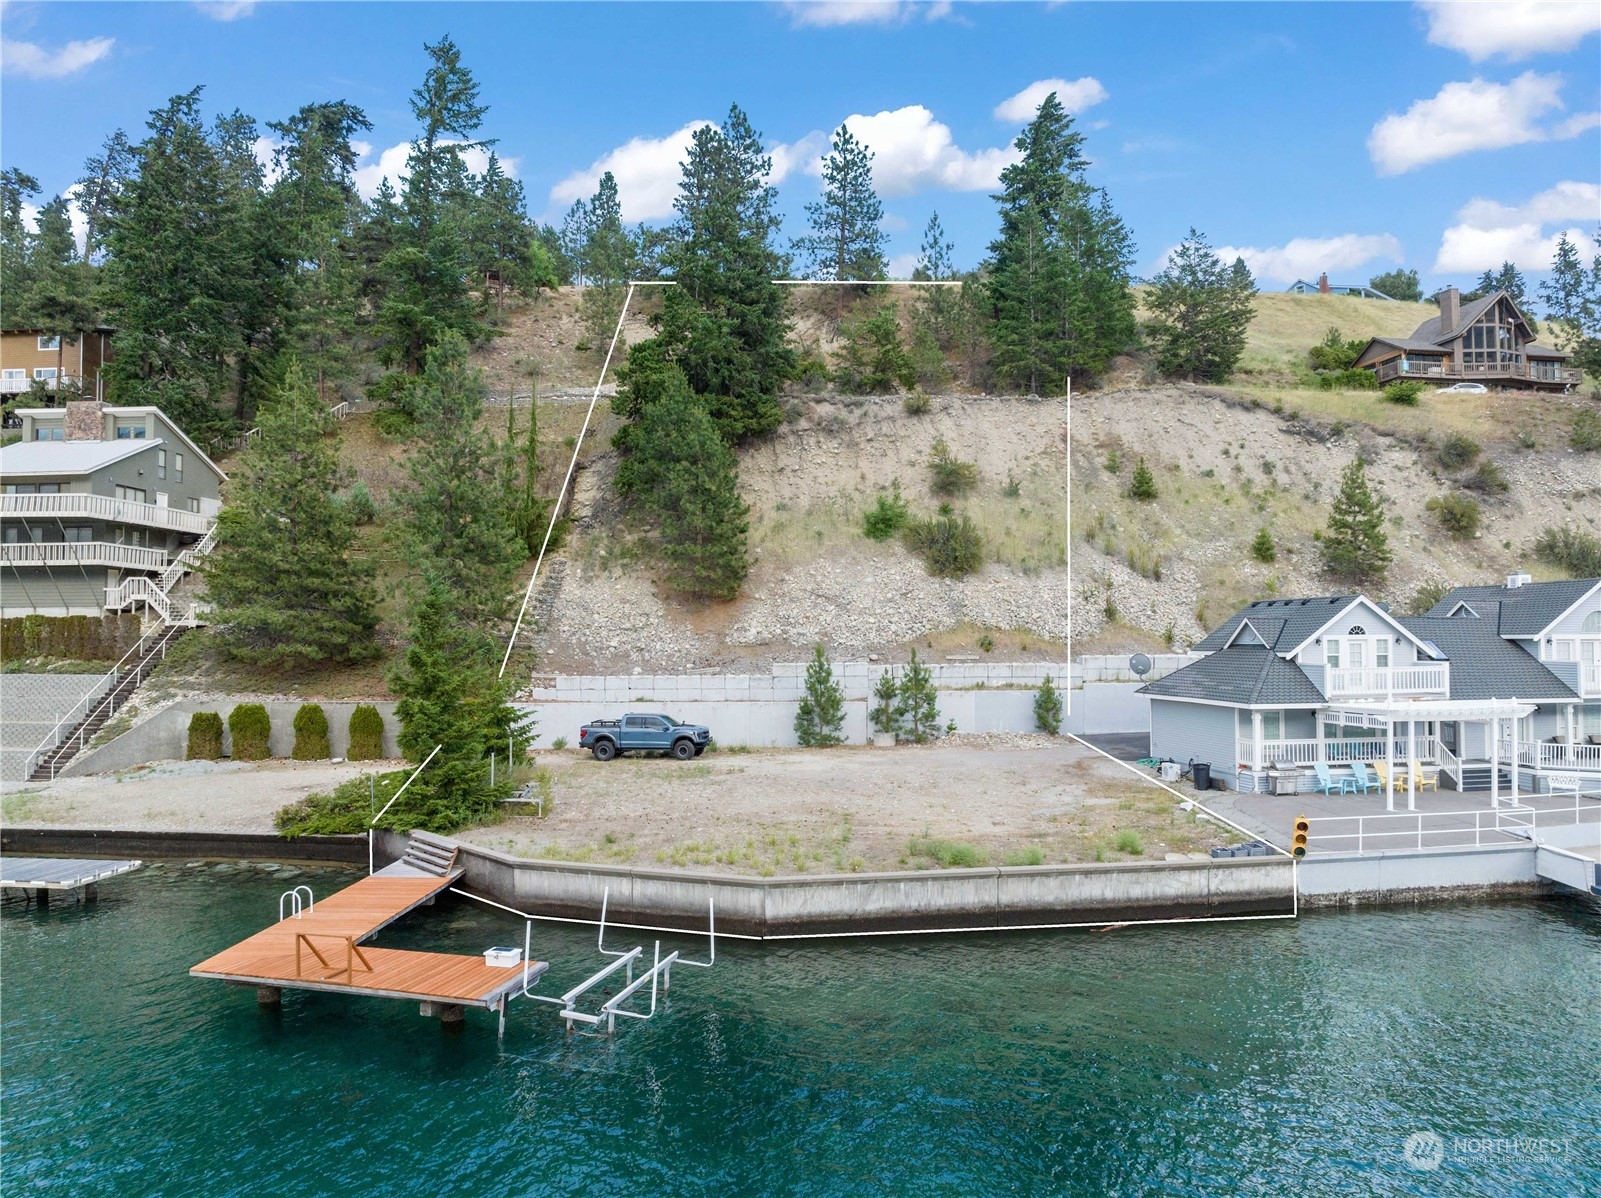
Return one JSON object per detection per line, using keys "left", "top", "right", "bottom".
{"left": 105, "top": 524, "right": 217, "bottom": 625}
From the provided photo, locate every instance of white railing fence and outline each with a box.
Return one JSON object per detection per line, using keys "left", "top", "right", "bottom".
{"left": 1505, "top": 739, "right": 1601, "bottom": 772}
{"left": 1323, "top": 664, "right": 1449, "bottom": 697}
{"left": 1241, "top": 736, "right": 1440, "bottom": 768}
{"left": 0, "top": 541, "right": 168, "bottom": 570}
{"left": 0, "top": 492, "right": 212, "bottom": 536}
{"left": 1305, "top": 795, "right": 1601, "bottom": 854}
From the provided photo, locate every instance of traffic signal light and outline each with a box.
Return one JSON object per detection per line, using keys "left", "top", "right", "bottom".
{"left": 1292, "top": 816, "right": 1310, "bottom": 858}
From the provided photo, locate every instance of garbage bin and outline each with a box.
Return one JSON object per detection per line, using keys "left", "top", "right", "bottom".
{"left": 1193, "top": 762, "right": 1212, "bottom": 791}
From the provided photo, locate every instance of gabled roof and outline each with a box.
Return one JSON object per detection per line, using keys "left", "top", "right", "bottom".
{"left": 1408, "top": 291, "right": 1506, "bottom": 345}
{"left": 1138, "top": 646, "right": 1327, "bottom": 707}
{"left": 0, "top": 438, "right": 161, "bottom": 477}
{"left": 1194, "top": 596, "right": 1357, "bottom": 653}
{"left": 1400, "top": 616, "right": 1581, "bottom": 701}
{"left": 22, "top": 405, "right": 227, "bottom": 483}
{"left": 1428, "top": 579, "right": 1601, "bottom": 638}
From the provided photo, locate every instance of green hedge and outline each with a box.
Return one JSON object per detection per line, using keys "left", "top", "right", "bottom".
{"left": 1315, "top": 369, "right": 1379, "bottom": 392}
{"left": 347, "top": 705, "right": 385, "bottom": 760}
{"left": 186, "top": 712, "right": 224, "bottom": 761}
{"left": 0, "top": 614, "right": 142, "bottom": 662}
{"left": 228, "top": 704, "right": 272, "bottom": 761}
{"left": 291, "top": 703, "right": 331, "bottom": 760}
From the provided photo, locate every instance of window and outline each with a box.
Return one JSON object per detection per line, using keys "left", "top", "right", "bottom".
{"left": 1, "top": 368, "right": 24, "bottom": 381}
{"left": 1346, "top": 625, "right": 1366, "bottom": 635}
{"left": 115, "top": 526, "right": 147, "bottom": 547}
{"left": 114, "top": 485, "right": 146, "bottom": 504}
{"left": 115, "top": 425, "right": 146, "bottom": 439}
{"left": 157, "top": 449, "right": 167, "bottom": 480}
{"left": 1325, "top": 638, "right": 1339, "bottom": 668}
{"left": 187, "top": 497, "right": 201, "bottom": 514}
{"left": 34, "top": 427, "right": 64, "bottom": 441}
{"left": 174, "top": 454, "right": 183, "bottom": 483}
{"left": 37, "top": 335, "right": 60, "bottom": 351}
{"left": 33, "top": 368, "right": 57, "bottom": 381}
{"left": 1263, "top": 712, "right": 1282, "bottom": 740}
{"left": 1582, "top": 611, "right": 1601, "bottom": 635}
{"left": 37, "top": 483, "right": 59, "bottom": 493}
{"left": 64, "top": 526, "right": 92, "bottom": 543}
{"left": 1376, "top": 637, "right": 1390, "bottom": 668}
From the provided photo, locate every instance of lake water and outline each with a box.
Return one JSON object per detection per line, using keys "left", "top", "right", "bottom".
{"left": 2, "top": 862, "right": 1597, "bottom": 1196}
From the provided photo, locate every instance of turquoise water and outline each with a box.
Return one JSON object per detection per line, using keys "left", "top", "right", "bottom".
{"left": 2, "top": 863, "right": 1598, "bottom": 1197}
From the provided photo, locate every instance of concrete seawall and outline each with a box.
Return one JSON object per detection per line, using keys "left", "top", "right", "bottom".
{"left": 375, "top": 830, "right": 1294, "bottom": 937}
{"left": 0, "top": 826, "right": 368, "bottom": 864}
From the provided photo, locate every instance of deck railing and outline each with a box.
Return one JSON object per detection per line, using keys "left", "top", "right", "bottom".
{"left": 1372, "top": 359, "right": 1580, "bottom": 386}
{"left": 0, "top": 541, "right": 168, "bottom": 570}
{"left": 1240, "top": 736, "right": 1439, "bottom": 767}
{"left": 1303, "top": 796, "right": 1601, "bottom": 854}
{"left": 1506, "top": 740, "right": 1601, "bottom": 773}
{"left": 1, "top": 493, "right": 213, "bottom": 536}
{"left": 1324, "top": 664, "right": 1449, "bottom": 697}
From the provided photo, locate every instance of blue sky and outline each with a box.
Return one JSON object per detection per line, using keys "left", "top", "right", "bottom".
{"left": 3, "top": 1, "right": 1598, "bottom": 296}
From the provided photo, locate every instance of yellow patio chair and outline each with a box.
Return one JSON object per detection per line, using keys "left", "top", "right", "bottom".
{"left": 1371, "top": 761, "right": 1409, "bottom": 792}
{"left": 1408, "top": 761, "right": 1439, "bottom": 791}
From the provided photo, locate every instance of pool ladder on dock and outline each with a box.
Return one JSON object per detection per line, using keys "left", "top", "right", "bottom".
{"left": 278, "top": 886, "right": 314, "bottom": 921}
{"left": 519, "top": 887, "right": 715, "bottom": 1036}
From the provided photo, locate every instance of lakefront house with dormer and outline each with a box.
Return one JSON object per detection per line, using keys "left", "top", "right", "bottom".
{"left": 1139, "top": 576, "right": 1601, "bottom": 798}
{"left": 1350, "top": 287, "right": 1579, "bottom": 392}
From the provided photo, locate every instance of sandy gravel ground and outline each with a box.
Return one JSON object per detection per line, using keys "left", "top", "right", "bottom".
{"left": 2, "top": 759, "right": 406, "bottom": 834}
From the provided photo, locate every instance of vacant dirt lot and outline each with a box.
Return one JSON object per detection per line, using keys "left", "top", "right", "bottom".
{"left": 3, "top": 738, "right": 1229, "bottom": 873}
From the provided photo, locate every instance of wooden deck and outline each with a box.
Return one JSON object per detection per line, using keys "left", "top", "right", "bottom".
{"left": 191, "top": 871, "right": 547, "bottom": 1010}
{"left": 1, "top": 856, "right": 142, "bottom": 890}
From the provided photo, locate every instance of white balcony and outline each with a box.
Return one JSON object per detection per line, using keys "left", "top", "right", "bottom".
{"left": 0, "top": 492, "right": 214, "bottom": 536}
{"left": 1239, "top": 736, "right": 1439, "bottom": 769}
{"left": 1323, "top": 664, "right": 1449, "bottom": 698}
{"left": 0, "top": 376, "right": 77, "bottom": 395}
{"left": 1, "top": 541, "right": 169, "bottom": 571}
{"left": 1509, "top": 739, "right": 1601, "bottom": 774}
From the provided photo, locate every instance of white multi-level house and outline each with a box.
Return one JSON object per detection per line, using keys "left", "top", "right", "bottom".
{"left": 1140, "top": 575, "right": 1601, "bottom": 798}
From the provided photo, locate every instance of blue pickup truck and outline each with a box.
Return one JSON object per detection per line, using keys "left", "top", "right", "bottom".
{"left": 578, "top": 713, "right": 713, "bottom": 761}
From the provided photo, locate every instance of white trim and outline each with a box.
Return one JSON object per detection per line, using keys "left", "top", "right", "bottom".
{"left": 1281, "top": 595, "right": 1439, "bottom": 662}
{"left": 1442, "top": 599, "right": 1481, "bottom": 619}
{"left": 1519, "top": 579, "right": 1601, "bottom": 641}
{"left": 1222, "top": 618, "right": 1268, "bottom": 649}
{"left": 1146, "top": 693, "right": 1321, "bottom": 712}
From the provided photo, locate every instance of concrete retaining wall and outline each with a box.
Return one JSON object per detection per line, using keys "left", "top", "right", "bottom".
{"left": 375, "top": 830, "right": 1294, "bottom": 937}
{"left": 61, "top": 699, "right": 403, "bottom": 778}
{"left": 1296, "top": 845, "right": 1543, "bottom": 906}
{"left": 0, "top": 826, "right": 367, "bottom": 864}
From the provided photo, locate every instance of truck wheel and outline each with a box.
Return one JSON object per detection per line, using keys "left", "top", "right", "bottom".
{"left": 592, "top": 740, "right": 617, "bottom": 762}
{"left": 672, "top": 739, "right": 695, "bottom": 761}
{"left": 693, "top": 745, "right": 705, "bottom": 757}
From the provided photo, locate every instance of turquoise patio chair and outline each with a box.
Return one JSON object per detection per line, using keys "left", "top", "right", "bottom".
{"left": 1312, "top": 763, "right": 1355, "bottom": 795}
{"left": 1348, "top": 762, "right": 1384, "bottom": 794}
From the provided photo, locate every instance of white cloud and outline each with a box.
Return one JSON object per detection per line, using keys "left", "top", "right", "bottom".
{"left": 1434, "top": 180, "right": 1601, "bottom": 272}
{"left": 993, "top": 77, "right": 1109, "bottom": 123}
{"left": 886, "top": 251, "right": 919, "bottom": 279}
{"left": 1160, "top": 234, "right": 1403, "bottom": 284}
{"left": 1419, "top": 1, "right": 1601, "bottom": 62}
{"left": 194, "top": 1, "right": 257, "bottom": 20}
{"left": 352, "top": 140, "right": 516, "bottom": 201}
{"left": 1367, "top": 71, "right": 1596, "bottom": 174}
{"left": 780, "top": 1, "right": 951, "bottom": 28}
{"left": 0, "top": 35, "right": 113, "bottom": 79}
{"left": 252, "top": 136, "right": 283, "bottom": 186}
{"left": 549, "top": 122, "right": 711, "bottom": 222}
{"left": 769, "top": 131, "right": 830, "bottom": 185}
{"left": 821, "top": 105, "right": 1018, "bottom": 196}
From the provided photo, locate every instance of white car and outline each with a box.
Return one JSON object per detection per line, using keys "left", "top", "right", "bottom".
{"left": 1436, "top": 382, "right": 1488, "bottom": 393}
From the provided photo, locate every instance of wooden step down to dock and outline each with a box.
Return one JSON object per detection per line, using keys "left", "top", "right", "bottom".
{"left": 191, "top": 840, "right": 548, "bottom": 1017}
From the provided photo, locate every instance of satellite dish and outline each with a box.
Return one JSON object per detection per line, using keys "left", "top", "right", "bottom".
{"left": 1129, "top": 653, "right": 1153, "bottom": 677}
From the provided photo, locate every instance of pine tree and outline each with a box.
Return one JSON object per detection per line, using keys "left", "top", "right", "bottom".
{"left": 870, "top": 668, "right": 900, "bottom": 737}
{"left": 795, "top": 123, "right": 886, "bottom": 290}
{"left": 200, "top": 361, "right": 380, "bottom": 665}
{"left": 1321, "top": 460, "right": 1392, "bottom": 586}
{"left": 1539, "top": 233, "right": 1601, "bottom": 378}
{"left": 912, "top": 211, "right": 960, "bottom": 349}
{"left": 1145, "top": 230, "right": 1257, "bottom": 382}
{"left": 896, "top": 648, "right": 940, "bottom": 744}
{"left": 26, "top": 196, "right": 97, "bottom": 392}
{"left": 615, "top": 365, "right": 751, "bottom": 600}
{"left": 834, "top": 301, "right": 916, "bottom": 393}
{"left": 0, "top": 169, "right": 40, "bottom": 319}
{"left": 389, "top": 581, "right": 526, "bottom": 832}
{"left": 1033, "top": 673, "right": 1063, "bottom": 735}
{"left": 579, "top": 170, "right": 633, "bottom": 350}
{"left": 395, "top": 334, "right": 525, "bottom": 623}
{"left": 794, "top": 644, "right": 847, "bottom": 747}
{"left": 1129, "top": 457, "right": 1158, "bottom": 501}
{"left": 1251, "top": 528, "right": 1277, "bottom": 563}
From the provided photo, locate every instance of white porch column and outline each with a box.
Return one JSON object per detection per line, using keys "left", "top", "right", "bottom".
{"left": 1407, "top": 719, "right": 1417, "bottom": 811}
{"left": 1490, "top": 717, "right": 1500, "bottom": 809}
{"left": 1510, "top": 701, "right": 1520, "bottom": 805}
{"left": 1316, "top": 716, "right": 1326, "bottom": 766}
{"left": 1251, "top": 711, "right": 1263, "bottom": 772}
{"left": 1386, "top": 716, "right": 1395, "bottom": 812}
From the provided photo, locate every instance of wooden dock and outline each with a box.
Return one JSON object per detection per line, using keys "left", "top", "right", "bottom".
{"left": 192, "top": 839, "right": 547, "bottom": 1022}
{"left": 1, "top": 856, "right": 141, "bottom": 904}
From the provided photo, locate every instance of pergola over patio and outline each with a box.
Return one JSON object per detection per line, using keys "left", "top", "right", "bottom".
{"left": 1324, "top": 697, "right": 1537, "bottom": 811}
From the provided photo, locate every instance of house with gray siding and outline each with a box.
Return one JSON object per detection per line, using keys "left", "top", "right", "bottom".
{"left": 1, "top": 401, "right": 225, "bottom": 618}
{"left": 1140, "top": 576, "right": 1600, "bottom": 799}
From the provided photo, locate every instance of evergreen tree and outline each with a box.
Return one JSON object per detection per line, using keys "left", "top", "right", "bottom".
{"left": 1251, "top": 528, "right": 1277, "bottom": 563}
{"left": 201, "top": 361, "right": 380, "bottom": 664}
{"left": 389, "top": 581, "right": 526, "bottom": 831}
{"left": 1539, "top": 232, "right": 1601, "bottom": 378}
{"left": 794, "top": 644, "right": 847, "bottom": 747}
{"left": 0, "top": 168, "right": 40, "bottom": 320}
{"left": 1033, "top": 673, "right": 1063, "bottom": 735}
{"left": 1321, "top": 460, "right": 1392, "bottom": 586}
{"left": 614, "top": 363, "right": 751, "bottom": 600}
{"left": 468, "top": 152, "right": 553, "bottom": 309}
{"left": 870, "top": 668, "right": 900, "bottom": 737}
{"left": 639, "top": 104, "right": 795, "bottom": 443}
{"left": 986, "top": 92, "right": 1136, "bottom": 393}
{"left": 395, "top": 334, "right": 525, "bottom": 623}
{"left": 1467, "top": 261, "right": 1528, "bottom": 306}
{"left": 1129, "top": 457, "right": 1158, "bottom": 501}
{"left": 794, "top": 123, "right": 887, "bottom": 288}
{"left": 912, "top": 211, "right": 960, "bottom": 349}
{"left": 1368, "top": 267, "right": 1422, "bottom": 303}
{"left": 74, "top": 130, "right": 135, "bottom": 267}
{"left": 895, "top": 648, "right": 940, "bottom": 744}
{"left": 579, "top": 170, "right": 633, "bottom": 350}
{"left": 834, "top": 300, "right": 916, "bottom": 392}
{"left": 403, "top": 35, "right": 491, "bottom": 237}
{"left": 25, "top": 196, "right": 97, "bottom": 391}
{"left": 1144, "top": 229, "right": 1257, "bottom": 382}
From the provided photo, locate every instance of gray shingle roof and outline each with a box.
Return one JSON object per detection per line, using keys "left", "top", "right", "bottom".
{"left": 1138, "top": 646, "right": 1327, "bottom": 706}
{"left": 1408, "top": 291, "right": 1500, "bottom": 344}
{"left": 1400, "top": 616, "right": 1581, "bottom": 700}
{"left": 1427, "top": 580, "right": 1600, "bottom": 637}
{"left": 1193, "top": 596, "right": 1359, "bottom": 653}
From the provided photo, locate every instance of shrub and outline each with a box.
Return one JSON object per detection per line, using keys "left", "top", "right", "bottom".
{"left": 1436, "top": 433, "right": 1481, "bottom": 471}
{"left": 228, "top": 704, "right": 272, "bottom": 761}
{"left": 928, "top": 437, "right": 978, "bottom": 495}
{"left": 1407, "top": 580, "right": 1452, "bottom": 615}
{"left": 275, "top": 770, "right": 409, "bottom": 837}
{"left": 291, "top": 703, "right": 331, "bottom": 760}
{"left": 1307, "top": 327, "right": 1366, "bottom": 372}
{"left": 1114, "top": 830, "right": 1144, "bottom": 855}
{"left": 1382, "top": 379, "right": 1424, "bottom": 406}
{"left": 902, "top": 390, "right": 931, "bottom": 415}
{"left": 551, "top": 736, "right": 568, "bottom": 750}
{"left": 373, "top": 408, "right": 416, "bottom": 439}
{"left": 347, "top": 704, "right": 385, "bottom": 760}
{"left": 1571, "top": 408, "right": 1601, "bottom": 452}
{"left": 1104, "top": 448, "right": 1122, "bottom": 474}
{"left": 908, "top": 837, "right": 986, "bottom": 868}
{"left": 834, "top": 301, "right": 916, "bottom": 393}
{"left": 1034, "top": 674, "right": 1063, "bottom": 735}
{"left": 1316, "top": 369, "right": 1378, "bottom": 391}
{"left": 343, "top": 481, "right": 377, "bottom": 525}
{"left": 1129, "top": 457, "right": 1158, "bottom": 501}
{"left": 186, "top": 712, "right": 224, "bottom": 761}
{"left": 1460, "top": 460, "right": 1509, "bottom": 496}
{"left": 1426, "top": 492, "right": 1481, "bottom": 539}
{"left": 1534, "top": 526, "right": 1601, "bottom": 577}
{"left": 904, "top": 513, "right": 984, "bottom": 577}
{"left": 1251, "top": 528, "right": 1276, "bottom": 563}
{"left": 862, "top": 481, "right": 909, "bottom": 541}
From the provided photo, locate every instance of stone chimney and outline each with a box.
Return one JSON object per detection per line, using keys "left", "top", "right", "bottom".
{"left": 1438, "top": 287, "right": 1460, "bottom": 333}
{"left": 64, "top": 399, "right": 106, "bottom": 441}
{"left": 1317, "top": 273, "right": 1330, "bottom": 294}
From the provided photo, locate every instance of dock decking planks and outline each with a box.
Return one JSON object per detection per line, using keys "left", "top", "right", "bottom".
{"left": 1, "top": 856, "right": 141, "bottom": 890}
